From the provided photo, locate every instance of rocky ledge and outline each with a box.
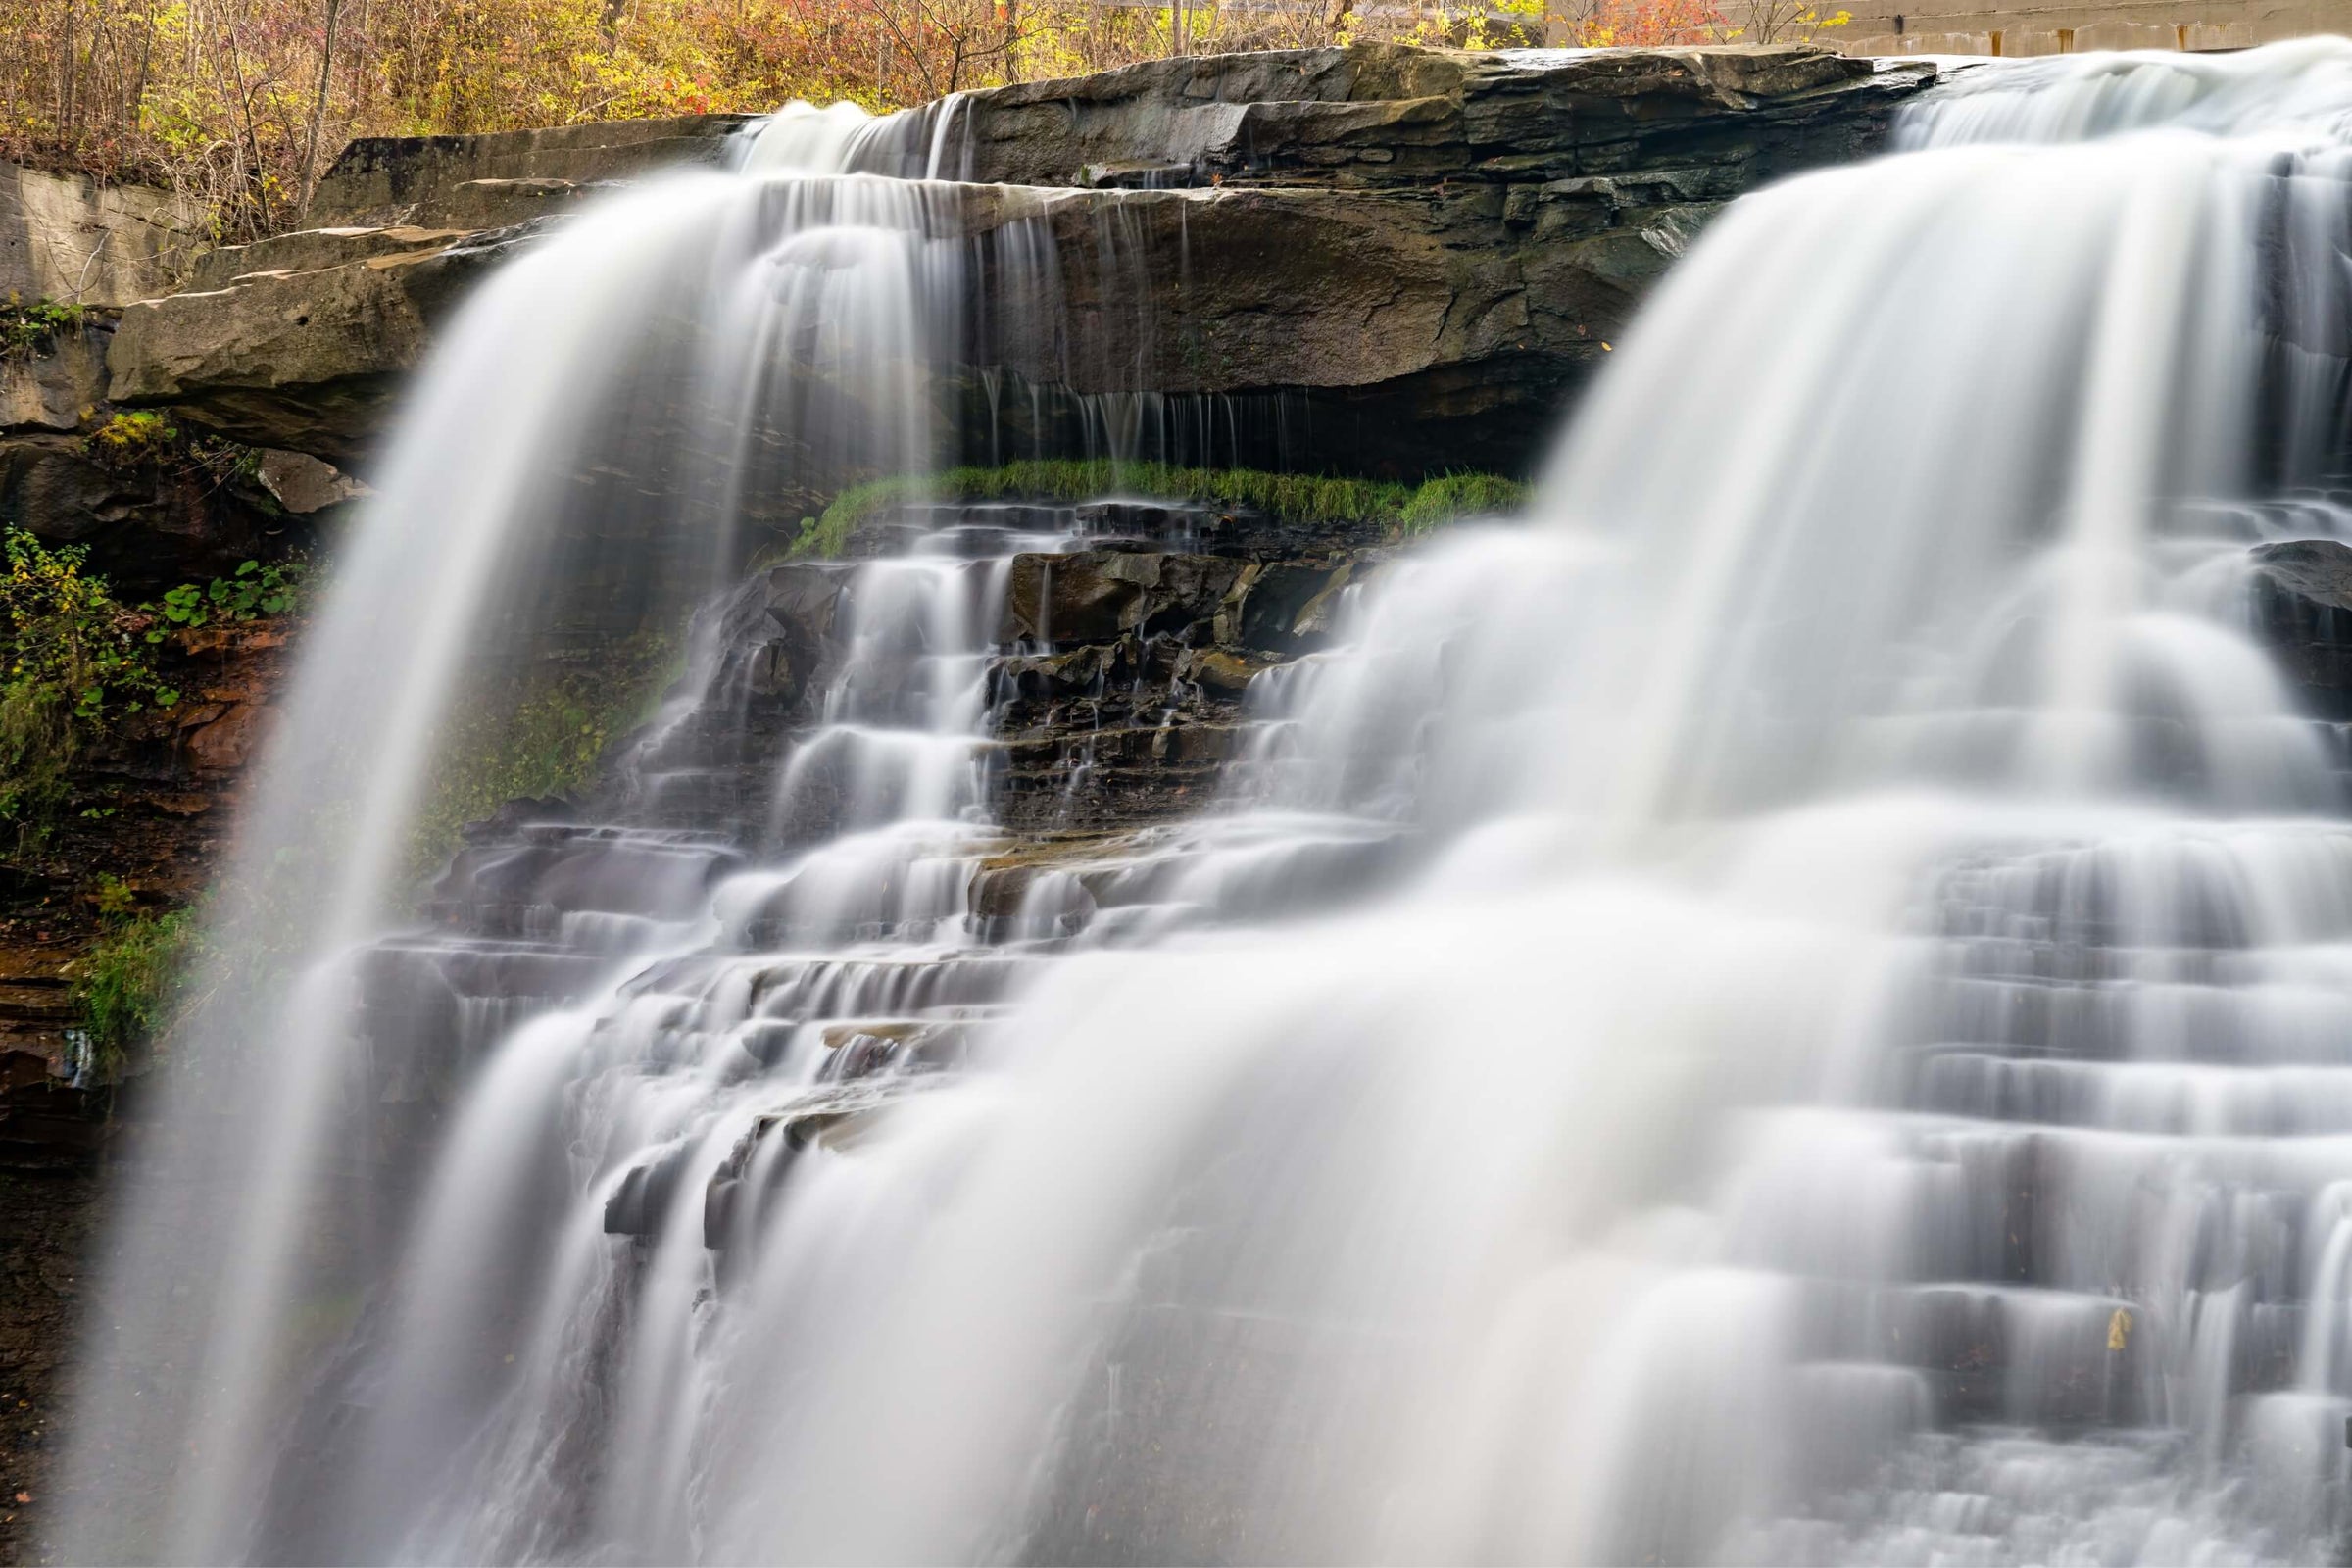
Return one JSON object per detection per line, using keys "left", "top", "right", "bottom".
{"left": 96, "top": 44, "right": 1934, "bottom": 477}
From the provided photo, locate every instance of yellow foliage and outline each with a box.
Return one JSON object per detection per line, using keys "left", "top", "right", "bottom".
{"left": 0, "top": 0, "right": 1550, "bottom": 243}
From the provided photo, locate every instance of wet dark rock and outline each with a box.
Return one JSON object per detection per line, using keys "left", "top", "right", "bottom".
{"left": 0, "top": 1051, "right": 104, "bottom": 1169}
{"left": 1002, "top": 550, "right": 1247, "bottom": 645}
{"left": 0, "top": 428, "right": 304, "bottom": 593}
{"left": 0, "top": 1162, "right": 105, "bottom": 1566}
{"left": 2250, "top": 538, "right": 2352, "bottom": 719}
{"left": 1184, "top": 647, "right": 1277, "bottom": 694}
{"left": 426, "top": 828, "right": 746, "bottom": 929}
{"left": 605, "top": 1146, "right": 694, "bottom": 1238}
{"left": 947, "top": 45, "right": 1931, "bottom": 194}
{"left": 702, "top": 1090, "right": 903, "bottom": 1251}
{"left": 1232, "top": 561, "right": 1344, "bottom": 654}
{"left": 458, "top": 795, "right": 580, "bottom": 843}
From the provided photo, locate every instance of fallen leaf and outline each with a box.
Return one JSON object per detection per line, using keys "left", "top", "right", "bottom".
{"left": 2107, "top": 1308, "right": 2132, "bottom": 1351}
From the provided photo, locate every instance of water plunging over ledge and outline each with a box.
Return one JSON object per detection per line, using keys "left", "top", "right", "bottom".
{"left": 60, "top": 40, "right": 2352, "bottom": 1565}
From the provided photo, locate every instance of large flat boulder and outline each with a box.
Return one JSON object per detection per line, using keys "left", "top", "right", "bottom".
{"left": 107, "top": 225, "right": 541, "bottom": 462}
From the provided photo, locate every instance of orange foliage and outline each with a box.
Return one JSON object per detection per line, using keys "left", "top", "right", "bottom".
{"left": 1550, "top": 0, "right": 1725, "bottom": 44}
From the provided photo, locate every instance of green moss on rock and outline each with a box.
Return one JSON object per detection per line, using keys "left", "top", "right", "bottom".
{"left": 782, "top": 461, "right": 1527, "bottom": 560}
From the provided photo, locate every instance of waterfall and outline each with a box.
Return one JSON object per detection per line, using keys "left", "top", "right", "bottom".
{"left": 62, "top": 41, "right": 2352, "bottom": 1565}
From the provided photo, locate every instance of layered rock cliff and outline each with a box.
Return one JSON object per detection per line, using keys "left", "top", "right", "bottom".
{"left": 103, "top": 43, "right": 1934, "bottom": 477}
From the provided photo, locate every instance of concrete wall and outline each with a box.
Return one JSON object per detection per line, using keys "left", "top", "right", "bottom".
{"left": 1828, "top": 0, "right": 2349, "bottom": 57}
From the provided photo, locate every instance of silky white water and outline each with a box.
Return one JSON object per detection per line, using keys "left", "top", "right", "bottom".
{"left": 61, "top": 41, "right": 2352, "bottom": 1565}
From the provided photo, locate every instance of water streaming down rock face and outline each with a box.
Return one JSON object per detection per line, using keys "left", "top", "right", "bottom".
{"left": 65, "top": 41, "right": 2352, "bottom": 1566}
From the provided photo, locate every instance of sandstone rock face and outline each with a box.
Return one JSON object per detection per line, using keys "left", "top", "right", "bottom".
{"left": 0, "top": 324, "right": 107, "bottom": 432}
{"left": 107, "top": 223, "right": 540, "bottom": 461}
{"left": 253, "top": 448, "right": 368, "bottom": 514}
{"left": 0, "top": 164, "right": 202, "bottom": 308}
{"left": 101, "top": 45, "right": 1936, "bottom": 477}
{"left": 307, "top": 115, "right": 756, "bottom": 227}
{"left": 180, "top": 223, "right": 474, "bottom": 292}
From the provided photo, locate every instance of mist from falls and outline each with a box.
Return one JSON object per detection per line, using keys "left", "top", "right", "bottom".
{"left": 59, "top": 41, "right": 2352, "bottom": 1566}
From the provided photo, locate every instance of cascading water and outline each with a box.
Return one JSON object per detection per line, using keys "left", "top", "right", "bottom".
{"left": 62, "top": 40, "right": 2352, "bottom": 1566}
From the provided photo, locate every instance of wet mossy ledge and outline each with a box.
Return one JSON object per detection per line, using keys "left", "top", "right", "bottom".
{"left": 782, "top": 463, "right": 1530, "bottom": 561}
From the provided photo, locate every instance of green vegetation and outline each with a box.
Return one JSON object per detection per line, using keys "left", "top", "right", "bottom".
{"left": 783, "top": 462, "right": 1529, "bottom": 560}
{"left": 82, "top": 409, "right": 181, "bottom": 467}
{"left": 84, "top": 412, "right": 270, "bottom": 499}
{"left": 0, "top": 296, "right": 88, "bottom": 362}
{"left": 1396, "top": 472, "right": 1531, "bottom": 537}
{"left": 405, "top": 631, "right": 682, "bottom": 883}
{"left": 73, "top": 905, "right": 198, "bottom": 1080}
{"left": 0, "top": 530, "right": 177, "bottom": 850}
{"left": 155, "top": 559, "right": 307, "bottom": 633}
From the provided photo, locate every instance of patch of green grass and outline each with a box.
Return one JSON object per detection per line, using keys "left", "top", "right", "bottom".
{"left": 1396, "top": 471, "right": 1531, "bottom": 537}
{"left": 778, "top": 462, "right": 1528, "bottom": 560}
{"left": 404, "top": 630, "right": 683, "bottom": 885}
{"left": 72, "top": 906, "right": 197, "bottom": 1081}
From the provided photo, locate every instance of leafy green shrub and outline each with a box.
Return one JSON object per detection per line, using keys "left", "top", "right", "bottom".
{"left": 0, "top": 530, "right": 176, "bottom": 849}
{"left": 83, "top": 409, "right": 181, "bottom": 467}
{"left": 0, "top": 296, "right": 88, "bottom": 362}
{"left": 154, "top": 558, "right": 306, "bottom": 633}
{"left": 783, "top": 461, "right": 1527, "bottom": 559}
{"left": 73, "top": 906, "right": 197, "bottom": 1080}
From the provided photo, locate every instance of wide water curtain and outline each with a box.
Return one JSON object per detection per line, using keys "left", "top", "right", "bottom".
{"left": 61, "top": 44, "right": 2352, "bottom": 1567}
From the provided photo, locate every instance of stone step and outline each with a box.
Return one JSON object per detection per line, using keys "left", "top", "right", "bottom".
{"left": 1904, "top": 1050, "right": 2352, "bottom": 1135}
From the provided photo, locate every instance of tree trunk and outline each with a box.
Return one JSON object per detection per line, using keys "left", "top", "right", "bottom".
{"left": 295, "top": 0, "right": 344, "bottom": 223}
{"left": 129, "top": 0, "right": 159, "bottom": 134}
{"left": 60, "top": 0, "right": 75, "bottom": 142}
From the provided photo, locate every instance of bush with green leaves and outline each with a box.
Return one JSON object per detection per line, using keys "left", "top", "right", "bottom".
{"left": 0, "top": 530, "right": 177, "bottom": 848}
{"left": 82, "top": 409, "right": 181, "bottom": 467}
{"left": 73, "top": 905, "right": 198, "bottom": 1081}
{"left": 0, "top": 296, "right": 87, "bottom": 362}
{"left": 155, "top": 558, "right": 305, "bottom": 633}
